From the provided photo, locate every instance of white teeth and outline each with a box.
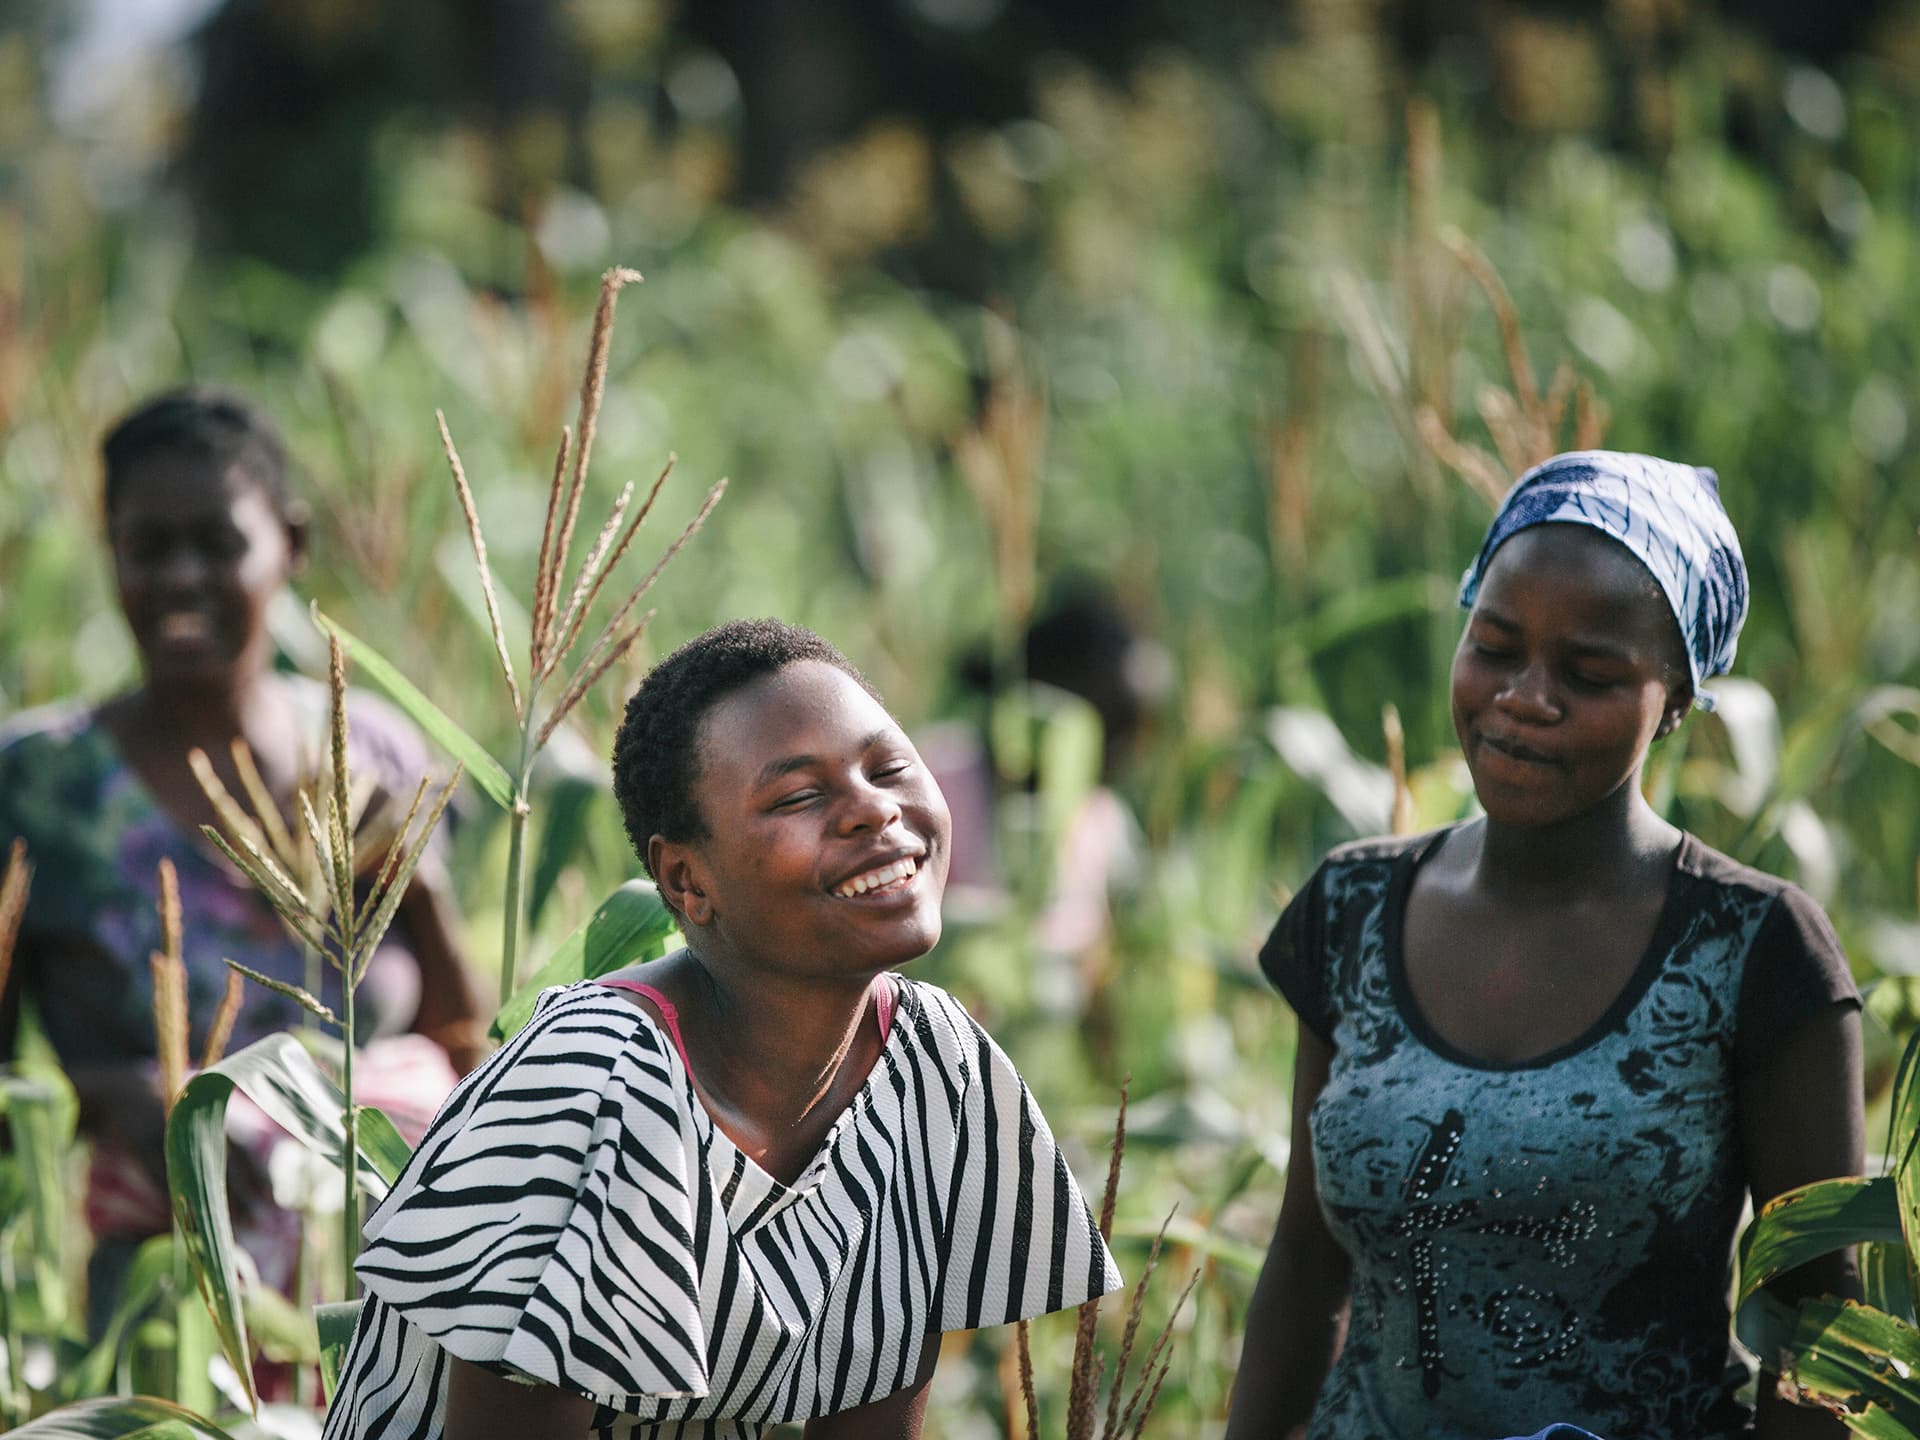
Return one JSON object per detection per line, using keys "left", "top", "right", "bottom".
{"left": 835, "top": 856, "right": 918, "bottom": 898}
{"left": 158, "top": 613, "right": 212, "bottom": 640}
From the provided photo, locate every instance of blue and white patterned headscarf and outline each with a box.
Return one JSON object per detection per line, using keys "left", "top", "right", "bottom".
{"left": 1456, "top": 450, "right": 1749, "bottom": 712}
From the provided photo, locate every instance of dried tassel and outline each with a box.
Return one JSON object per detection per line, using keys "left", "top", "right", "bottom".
{"left": 150, "top": 940, "right": 189, "bottom": 1115}
{"left": 188, "top": 747, "right": 273, "bottom": 869}
{"left": 530, "top": 425, "right": 574, "bottom": 676}
{"left": 1573, "top": 381, "right": 1611, "bottom": 450}
{"left": 352, "top": 768, "right": 461, "bottom": 987}
{"left": 1441, "top": 226, "right": 1540, "bottom": 414}
{"left": 229, "top": 738, "right": 298, "bottom": 872}
{"left": 199, "top": 826, "right": 332, "bottom": 955}
{"left": 326, "top": 637, "right": 358, "bottom": 930}
{"left": 537, "top": 612, "right": 655, "bottom": 751}
{"left": 1113, "top": 1268, "right": 1202, "bottom": 1438}
{"left": 542, "top": 453, "right": 678, "bottom": 681}
{"left": 552, "top": 267, "right": 644, "bottom": 616}
{"left": 1097, "top": 1077, "right": 1130, "bottom": 1243}
{"left": 437, "top": 410, "right": 524, "bottom": 722}
{"left": 362, "top": 774, "right": 433, "bottom": 928}
{"left": 201, "top": 968, "right": 245, "bottom": 1069}
{"left": 0, "top": 839, "right": 32, "bottom": 1012}
{"left": 1015, "top": 1322, "right": 1040, "bottom": 1440}
{"left": 1414, "top": 407, "right": 1508, "bottom": 509}
{"left": 1104, "top": 1209, "right": 1170, "bottom": 1438}
{"left": 539, "top": 476, "right": 726, "bottom": 744}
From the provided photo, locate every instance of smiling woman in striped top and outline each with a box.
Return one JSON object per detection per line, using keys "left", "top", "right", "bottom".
{"left": 323, "top": 619, "right": 1122, "bottom": 1440}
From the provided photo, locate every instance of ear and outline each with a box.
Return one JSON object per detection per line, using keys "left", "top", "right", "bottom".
{"left": 284, "top": 503, "right": 311, "bottom": 577}
{"left": 648, "top": 834, "right": 713, "bottom": 928}
{"left": 1654, "top": 687, "right": 1693, "bottom": 741}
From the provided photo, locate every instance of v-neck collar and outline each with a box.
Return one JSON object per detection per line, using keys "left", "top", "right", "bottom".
{"left": 634, "top": 977, "right": 911, "bottom": 1234}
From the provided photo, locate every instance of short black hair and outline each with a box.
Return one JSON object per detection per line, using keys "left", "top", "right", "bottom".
{"left": 102, "top": 387, "right": 296, "bottom": 520}
{"left": 612, "top": 619, "right": 878, "bottom": 876}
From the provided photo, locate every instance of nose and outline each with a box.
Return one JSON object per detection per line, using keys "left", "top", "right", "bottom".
{"left": 837, "top": 774, "right": 903, "bottom": 835}
{"left": 1495, "top": 662, "right": 1563, "bottom": 724}
{"left": 152, "top": 540, "right": 212, "bottom": 592}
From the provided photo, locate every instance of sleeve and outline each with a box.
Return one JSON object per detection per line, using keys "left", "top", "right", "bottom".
{"left": 353, "top": 988, "right": 710, "bottom": 1402}
{"left": 1734, "top": 885, "right": 1862, "bottom": 1074}
{"left": 936, "top": 1013, "right": 1124, "bottom": 1331}
{"left": 1258, "top": 859, "right": 1335, "bottom": 1044}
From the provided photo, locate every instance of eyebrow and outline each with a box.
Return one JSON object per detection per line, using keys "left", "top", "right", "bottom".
{"left": 1470, "top": 609, "right": 1634, "bottom": 662}
{"left": 751, "top": 728, "right": 897, "bottom": 789}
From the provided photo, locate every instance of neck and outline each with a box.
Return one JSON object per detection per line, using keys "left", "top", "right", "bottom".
{"left": 676, "top": 948, "right": 880, "bottom": 1131}
{"left": 1473, "top": 780, "right": 1677, "bottom": 900}
{"left": 136, "top": 667, "right": 278, "bottom": 743}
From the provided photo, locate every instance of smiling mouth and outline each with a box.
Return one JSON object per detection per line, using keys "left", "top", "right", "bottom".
{"left": 833, "top": 855, "right": 920, "bottom": 899}
{"left": 1480, "top": 733, "right": 1558, "bottom": 767}
{"left": 156, "top": 612, "right": 215, "bottom": 643}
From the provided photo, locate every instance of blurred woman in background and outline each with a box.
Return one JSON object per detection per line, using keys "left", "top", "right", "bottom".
{"left": 0, "top": 387, "right": 485, "bottom": 1333}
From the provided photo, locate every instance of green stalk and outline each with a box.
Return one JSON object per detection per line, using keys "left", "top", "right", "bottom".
{"left": 498, "top": 722, "right": 537, "bottom": 1010}
{"left": 500, "top": 800, "right": 529, "bottom": 1010}
{"left": 340, "top": 977, "right": 358, "bottom": 1301}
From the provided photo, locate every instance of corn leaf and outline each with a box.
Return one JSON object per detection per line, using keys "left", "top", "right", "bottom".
{"left": 1738, "top": 1176, "right": 1902, "bottom": 1312}
{"left": 1786, "top": 1297, "right": 1920, "bottom": 1423}
{"left": 316, "top": 1299, "right": 365, "bottom": 1404}
{"left": 1863, "top": 1241, "right": 1918, "bottom": 1325}
{"left": 241, "top": 1284, "right": 319, "bottom": 1366}
{"left": 313, "top": 608, "right": 516, "bottom": 810}
{"left": 165, "top": 1033, "right": 409, "bottom": 1409}
{"left": 1888, "top": 1025, "right": 1920, "bottom": 1296}
{"left": 1, "top": 1069, "right": 73, "bottom": 1330}
{"left": 355, "top": 1102, "right": 413, "bottom": 1188}
{"left": 527, "top": 770, "right": 600, "bottom": 932}
{"left": 489, "top": 880, "right": 680, "bottom": 1042}
{"left": 163, "top": 1071, "right": 254, "bottom": 1413}
{"left": 1, "top": 1396, "right": 239, "bottom": 1439}
{"left": 65, "top": 1235, "right": 176, "bottom": 1400}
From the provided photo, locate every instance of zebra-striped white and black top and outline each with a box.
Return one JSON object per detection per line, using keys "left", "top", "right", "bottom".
{"left": 323, "top": 977, "right": 1122, "bottom": 1438}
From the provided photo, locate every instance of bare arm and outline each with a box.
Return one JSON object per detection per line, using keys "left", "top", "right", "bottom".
{"left": 1742, "top": 1003, "right": 1864, "bottom": 1440}
{"left": 1225, "top": 1029, "right": 1350, "bottom": 1440}
{"left": 444, "top": 1358, "right": 598, "bottom": 1440}
{"left": 802, "top": 1330, "right": 941, "bottom": 1439}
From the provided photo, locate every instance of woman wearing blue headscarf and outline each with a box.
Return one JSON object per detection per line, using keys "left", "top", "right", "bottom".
{"left": 1227, "top": 453, "right": 1862, "bottom": 1439}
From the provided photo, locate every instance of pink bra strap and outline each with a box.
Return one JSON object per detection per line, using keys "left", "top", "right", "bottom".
{"left": 597, "top": 980, "right": 694, "bottom": 1075}
{"left": 598, "top": 976, "right": 897, "bottom": 1074}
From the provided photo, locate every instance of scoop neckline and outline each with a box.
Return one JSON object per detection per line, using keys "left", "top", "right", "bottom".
{"left": 1382, "top": 824, "right": 1696, "bottom": 1073}
{"left": 610, "top": 974, "right": 910, "bottom": 1228}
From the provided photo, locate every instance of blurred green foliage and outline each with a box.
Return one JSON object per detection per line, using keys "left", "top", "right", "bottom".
{"left": 4, "top": 1, "right": 1920, "bottom": 1430}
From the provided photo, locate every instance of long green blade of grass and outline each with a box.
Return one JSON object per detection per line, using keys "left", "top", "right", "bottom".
{"left": 312, "top": 608, "right": 516, "bottom": 810}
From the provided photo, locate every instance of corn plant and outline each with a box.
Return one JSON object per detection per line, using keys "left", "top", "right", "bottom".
{"left": 322, "top": 264, "right": 724, "bottom": 1008}
{"left": 163, "top": 636, "right": 456, "bottom": 1414}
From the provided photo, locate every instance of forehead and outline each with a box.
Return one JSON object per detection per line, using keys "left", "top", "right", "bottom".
{"left": 694, "top": 660, "right": 895, "bottom": 777}
{"left": 1474, "top": 524, "right": 1677, "bottom": 647}
{"left": 110, "top": 448, "right": 276, "bottom": 526}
